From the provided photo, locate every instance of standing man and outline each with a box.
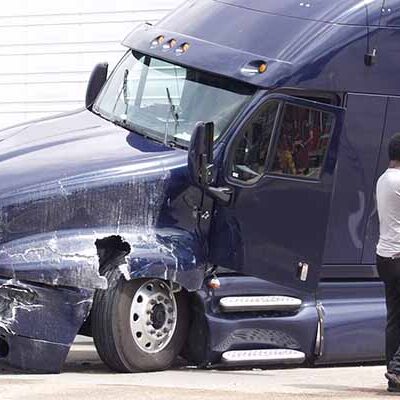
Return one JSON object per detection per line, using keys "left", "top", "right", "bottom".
{"left": 377, "top": 133, "right": 400, "bottom": 392}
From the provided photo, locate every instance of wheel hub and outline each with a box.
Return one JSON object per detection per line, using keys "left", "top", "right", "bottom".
{"left": 129, "top": 280, "right": 177, "bottom": 354}
{"left": 151, "top": 304, "right": 167, "bottom": 330}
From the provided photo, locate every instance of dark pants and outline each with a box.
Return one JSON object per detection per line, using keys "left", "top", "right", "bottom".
{"left": 377, "top": 255, "right": 400, "bottom": 374}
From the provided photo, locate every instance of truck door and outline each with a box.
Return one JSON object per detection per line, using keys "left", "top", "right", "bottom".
{"left": 209, "top": 95, "right": 345, "bottom": 292}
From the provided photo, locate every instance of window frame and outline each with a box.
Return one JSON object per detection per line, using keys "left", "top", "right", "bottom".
{"left": 225, "top": 94, "right": 339, "bottom": 187}
{"left": 226, "top": 100, "right": 283, "bottom": 186}
{"left": 265, "top": 101, "right": 337, "bottom": 182}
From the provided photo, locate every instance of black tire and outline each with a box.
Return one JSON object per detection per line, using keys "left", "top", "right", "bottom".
{"left": 91, "top": 269, "right": 189, "bottom": 372}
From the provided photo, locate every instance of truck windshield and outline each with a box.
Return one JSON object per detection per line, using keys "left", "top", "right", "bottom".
{"left": 93, "top": 51, "right": 255, "bottom": 145}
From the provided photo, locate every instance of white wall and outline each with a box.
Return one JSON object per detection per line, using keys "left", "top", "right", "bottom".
{"left": 0, "top": 0, "right": 181, "bottom": 129}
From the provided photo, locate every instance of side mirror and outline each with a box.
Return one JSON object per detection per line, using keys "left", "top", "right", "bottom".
{"left": 188, "top": 122, "right": 214, "bottom": 187}
{"left": 85, "top": 63, "right": 108, "bottom": 109}
{"left": 188, "top": 122, "right": 233, "bottom": 203}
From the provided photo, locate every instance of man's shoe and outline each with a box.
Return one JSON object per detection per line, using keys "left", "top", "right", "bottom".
{"left": 386, "top": 372, "right": 400, "bottom": 392}
{"left": 388, "top": 381, "right": 400, "bottom": 393}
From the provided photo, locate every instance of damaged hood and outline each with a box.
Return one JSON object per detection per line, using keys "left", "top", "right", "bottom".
{"left": 0, "top": 109, "right": 190, "bottom": 247}
{"left": 0, "top": 109, "right": 207, "bottom": 293}
{"left": 0, "top": 108, "right": 185, "bottom": 194}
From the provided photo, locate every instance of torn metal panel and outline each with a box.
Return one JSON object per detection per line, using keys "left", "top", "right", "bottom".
{"left": 0, "top": 232, "right": 106, "bottom": 290}
{"left": 0, "top": 166, "right": 171, "bottom": 289}
{"left": 0, "top": 228, "right": 207, "bottom": 292}
{"left": 0, "top": 278, "right": 93, "bottom": 342}
{"left": 0, "top": 170, "right": 171, "bottom": 245}
{"left": 0, "top": 277, "right": 94, "bottom": 372}
{"left": 125, "top": 230, "right": 206, "bottom": 291}
{"left": 0, "top": 159, "right": 208, "bottom": 291}
{"left": 0, "top": 280, "right": 39, "bottom": 334}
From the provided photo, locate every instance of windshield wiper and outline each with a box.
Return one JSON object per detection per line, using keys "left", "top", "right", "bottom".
{"left": 166, "top": 87, "right": 179, "bottom": 124}
{"left": 122, "top": 69, "right": 130, "bottom": 116}
{"left": 164, "top": 87, "right": 179, "bottom": 144}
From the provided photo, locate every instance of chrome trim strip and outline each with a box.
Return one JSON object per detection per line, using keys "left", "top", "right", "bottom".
{"left": 314, "top": 302, "right": 325, "bottom": 357}
{"left": 222, "top": 349, "right": 306, "bottom": 364}
{"left": 219, "top": 296, "right": 302, "bottom": 312}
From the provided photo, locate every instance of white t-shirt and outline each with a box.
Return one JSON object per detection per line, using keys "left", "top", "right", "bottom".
{"left": 377, "top": 168, "right": 400, "bottom": 258}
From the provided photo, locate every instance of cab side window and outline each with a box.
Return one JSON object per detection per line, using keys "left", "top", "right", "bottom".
{"left": 269, "top": 103, "right": 334, "bottom": 179}
{"left": 230, "top": 101, "right": 279, "bottom": 183}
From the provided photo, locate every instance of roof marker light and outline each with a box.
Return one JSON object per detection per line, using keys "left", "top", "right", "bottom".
{"left": 258, "top": 63, "right": 268, "bottom": 74}
{"left": 176, "top": 42, "right": 191, "bottom": 55}
{"left": 241, "top": 60, "right": 268, "bottom": 76}
{"left": 163, "top": 39, "right": 177, "bottom": 50}
{"left": 150, "top": 35, "right": 165, "bottom": 48}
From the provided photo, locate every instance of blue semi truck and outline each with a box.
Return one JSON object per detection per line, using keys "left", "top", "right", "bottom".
{"left": 0, "top": 0, "right": 398, "bottom": 372}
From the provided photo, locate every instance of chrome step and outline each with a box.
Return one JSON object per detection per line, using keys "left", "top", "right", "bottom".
{"left": 221, "top": 349, "right": 306, "bottom": 365}
{"left": 219, "top": 296, "right": 302, "bottom": 312}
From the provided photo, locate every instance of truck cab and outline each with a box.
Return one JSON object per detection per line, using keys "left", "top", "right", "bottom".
{"left": 0, "top": 0, "right": 398, "bottom": 372}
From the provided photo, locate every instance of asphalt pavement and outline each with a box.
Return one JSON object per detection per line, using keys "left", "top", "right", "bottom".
{"left": 0, "top": 336, "right": 395, "bottom": 399}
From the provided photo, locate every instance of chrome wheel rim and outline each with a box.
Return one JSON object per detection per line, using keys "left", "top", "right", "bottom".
{"left": 129, "top": 279, "right": 177, "bottom": 353}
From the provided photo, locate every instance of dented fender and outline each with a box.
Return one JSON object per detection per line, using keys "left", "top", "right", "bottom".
{"left": 0, "top": 227, "right": 206, "bottom": 373}
{"left": 0, "top": 231, "right": 107, "bottom": 290}
{"left": 0, "top": 226, "right": 207, "bottom": 332}
{"left": 123, "top": 229, "right": 206, "bottom": 291}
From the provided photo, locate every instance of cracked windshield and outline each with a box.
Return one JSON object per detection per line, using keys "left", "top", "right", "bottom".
{"left": 94, "top": 51, "right": 255, "bottom": 145}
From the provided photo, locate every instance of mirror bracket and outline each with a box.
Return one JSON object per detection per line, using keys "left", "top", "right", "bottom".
{"left": 204, "top": 163, "right": 215, "bottom": 186}
{"left": 206, "top": 186, "right": 233, "bottom": 203}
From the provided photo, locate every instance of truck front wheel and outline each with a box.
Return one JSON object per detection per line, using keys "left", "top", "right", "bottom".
{"left": 92, "top": 271, "right": 189, "bottom": 372}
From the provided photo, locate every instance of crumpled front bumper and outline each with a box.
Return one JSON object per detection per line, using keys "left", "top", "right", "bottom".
{"left": 0, "top": 278, "right": 93, "bottom": 373}
{"left": 0, "top": 231, "right": 108, "bottom": 373}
